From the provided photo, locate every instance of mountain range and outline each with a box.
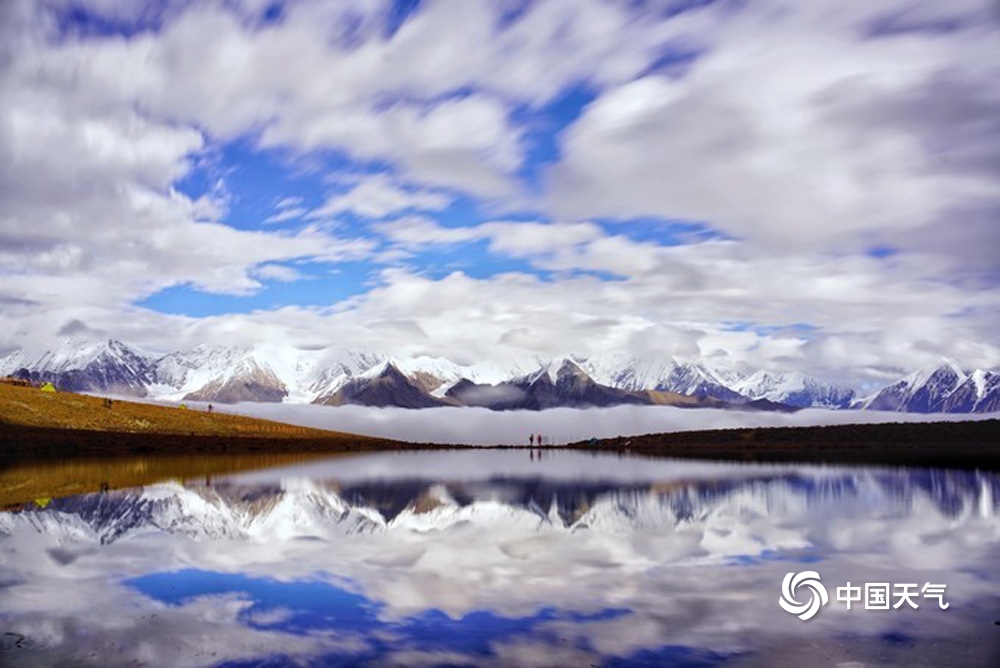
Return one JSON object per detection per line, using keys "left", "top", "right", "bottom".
{"left": 2, "top": 468, "right": 991, "bottom": 545}
{"left": 1, "top": 339, "right": 997, "bottom": 413}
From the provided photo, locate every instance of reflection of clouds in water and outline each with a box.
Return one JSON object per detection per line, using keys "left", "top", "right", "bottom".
{"left": 1, "top": 459, "right": 999, "bottom": 665}
{"left": 222, "top": 449, "right": 817, "bottom": 485}
{"left": 0, "top": 582, "right": 354, "bottom": 666}
{"left": 214, "top": 402, "right": 998, "bottom": 445}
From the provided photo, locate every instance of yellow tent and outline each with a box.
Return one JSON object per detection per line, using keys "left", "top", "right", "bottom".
{"left": 40, "top": 382, "right": 57, "bottom": 393}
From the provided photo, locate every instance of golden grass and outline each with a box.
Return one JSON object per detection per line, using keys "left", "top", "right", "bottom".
{"left": 0, "top": 383, "right": 362, "bottom": 440}
{"left": 0, "top": 384, "right": 416, "bottom": 506}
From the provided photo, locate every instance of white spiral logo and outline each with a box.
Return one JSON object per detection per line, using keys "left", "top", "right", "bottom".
{"left": 779, "top": 571, "right": 828, "bottom": 620}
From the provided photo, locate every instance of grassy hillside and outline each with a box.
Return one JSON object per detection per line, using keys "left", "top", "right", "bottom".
{"left": 0, "top": 382, "right": 360, "bottom": 440}
{"left": 0, "top": 382, "right": 416, "bottom": 506}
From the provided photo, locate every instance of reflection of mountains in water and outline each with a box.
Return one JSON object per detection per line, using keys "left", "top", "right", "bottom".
{"left": 3, "top": 469, "right": 997, "bottom": 544}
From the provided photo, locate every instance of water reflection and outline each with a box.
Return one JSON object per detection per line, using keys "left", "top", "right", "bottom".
{"left": 2, "top": 451, "right": 998, "bottom": 666}
{"left": 0, "top": 452, "right": 339, "bottom": 508}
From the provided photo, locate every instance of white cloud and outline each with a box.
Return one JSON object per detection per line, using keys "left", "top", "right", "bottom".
{"left": 307, "top": 174, "right": 451, "bottom": 220}
{"left": 0, "top": 0, "right": 997, "bottom": 380}
{"left": 546, "top": 0, "right": 1000, "bottom": 254}
{"left": 218, "top": 402, "right": 998, "bottom": 445}
{"left": 373, "top": 218, "right": 605, "bottom": 257}
{"left": 275, "top": 196, "right": 304, "bottom": 209}
{"left": 0, "top": 0, "right": 720, "bottom": 196}
{"left": 0, "top": 1, "right": 382, "bottom": 328}
{"left": 254, "top": 264, "right": 306, "bottom": 283}
{"left": 372, "top": 216, "right": 478, "bottom": 247}
{"left": 264, "top": 207, "right": 308, "bottom": 224}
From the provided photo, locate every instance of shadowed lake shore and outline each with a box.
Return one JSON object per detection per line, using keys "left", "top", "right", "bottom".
{"left": 2, "top": 418, "right": 998, "bottom": 508}
{"left": 569, "top": 418, "right": 1000, "bottom": 470}
{"left": 2, "top": 383, "right": 998, "bottom": 507}
{"left": 3, "top": 416, "right": 998, "bottom": 468}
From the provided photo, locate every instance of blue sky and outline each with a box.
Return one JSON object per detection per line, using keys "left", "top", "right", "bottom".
{"left": 143, "top": 83, "right": 716, "bottom": 316}
{"left": 0, "top": 0, "right": 997, "bottom": 381}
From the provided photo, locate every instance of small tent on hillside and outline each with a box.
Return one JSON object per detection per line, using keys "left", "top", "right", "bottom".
{"left": 40, "top": 382, "right": 57, "bottom": 393}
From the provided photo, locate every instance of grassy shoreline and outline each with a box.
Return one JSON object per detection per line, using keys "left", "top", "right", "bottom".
{"left": 2, "top": 383, "right": 998, "bottom": 507}
{"left": 3, "top": 417, "right": 997, "bottom": 466}
{"left": 569, "top": 418, "right": 1000, "bottom": 470}
{"left": 1, "top": 418, "right": 997, "bottom": 508}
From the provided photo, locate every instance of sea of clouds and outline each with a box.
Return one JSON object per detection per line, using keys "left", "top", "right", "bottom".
{"left": 199, "top": 403, "right": 995, "bottom": 445}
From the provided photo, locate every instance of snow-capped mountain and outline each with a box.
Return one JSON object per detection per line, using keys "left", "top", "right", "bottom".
{"left": 732, "top": 370, "right": 855, "bottom": 409}
{"left": 4, "top": 339, "right": 997, "bottom": 413}
{"left": 578, "top": 353, "right": 743, "bottom": 402}
{"left": 857, "top": 363, "right": 1000, "bottom": 413}
{"left": 446, "top": 357, "right": 649, "bottom": 410}
{"left": 943, "top": 369, "right": 1000, "bottom": 413}
{"left": 151, "top": 345, "right": 389, "bottom": 404}
{"left": 6, "top": 339, "right": 155, "bottom": 396}
{"left": 314, "top": 361, "right": 450, "bottom": 409}
{"left": 0, "top": 349, "right": 30, "bottom": 376}
{"left": 152, "top": 345, "right": 290, "bottom": 403}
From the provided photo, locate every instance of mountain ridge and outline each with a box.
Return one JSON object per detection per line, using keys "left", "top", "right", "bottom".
{"left": 3, "top": 339, "right": 997, "bottom": 413}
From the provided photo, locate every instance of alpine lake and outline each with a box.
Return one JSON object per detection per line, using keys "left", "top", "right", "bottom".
{"left": 1, "top": 449, "right": 998, "bottom": 667}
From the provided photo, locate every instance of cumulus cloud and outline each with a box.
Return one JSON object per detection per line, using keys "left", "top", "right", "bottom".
{"left": 546, "top": 0, "right": 1000, "bottom": 253}
{"left": 308, "top": 174, "right": 452, "bottom": 220}
{"left": 373, "top": 218, "right": 604, "bottom": 257}
{"left": 254, "top": 263, "right": 307, "bottom": 283}
{"left": 0, "top": 0, "right": 379, "bottom": 340}
{"left": 0, "top": 0, "right": 997, "bottom": 382}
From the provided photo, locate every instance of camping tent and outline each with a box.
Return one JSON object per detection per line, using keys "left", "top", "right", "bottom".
{"left": 40, "top": 382, "right": 57, "bottom": 393}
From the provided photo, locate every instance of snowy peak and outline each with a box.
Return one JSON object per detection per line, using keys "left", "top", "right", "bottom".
{"left": 860, "top": 362, "right": 997, "bottom": 413}
{"left": 153, "top": 344, "right": 248, "bottom": 388}
{"left": 577, "top": 353, "right": 681, "bottom": 392}
{"left": 313, "top": 360, "right": 449, "bottom": 409}
{"left": 449, "top": 357, "right": 650, "bottom": 411}
{"left": 661, "top": 362, "right": 743, "bottom": 402}
{"left": 153, "top": 345, "right": 288, "bottom": 404}
{"left": 9, "top": 339, "right": 154, "bottom": 396}
{"left": 33, "top": 339, "right": 150, "bottom": 373}
{"left": 0, "top": 349, "right": 29, "bottom": 376}
{"left": 4, "top": 338, "right": 996, "bottom": 412}
{"left": 734, "top": 370, "right": 855, "bottom": 409}
{"left": 520, "top": 356, "right": 589, "bottom": 386}
{"left": 303, "top": 350, "right": 387, "bottom": 399}
{"left": 153, "top": 345, "right": 389, "bottom": 404}
{"left": 576, "top": 354, "right": 743, "bottom": 402}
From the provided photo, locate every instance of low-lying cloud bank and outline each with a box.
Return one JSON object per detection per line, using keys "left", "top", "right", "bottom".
{"left": 211, "top": 403, "right": 997, "bottom": 445}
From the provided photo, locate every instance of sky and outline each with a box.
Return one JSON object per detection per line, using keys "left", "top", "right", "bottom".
{"left": 0, "top": 0, "right": 998, "bottom": 385}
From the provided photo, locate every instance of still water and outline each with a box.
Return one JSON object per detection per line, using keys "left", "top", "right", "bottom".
{"left": 1, "top": 450, "right": 998, "bottom": 667}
